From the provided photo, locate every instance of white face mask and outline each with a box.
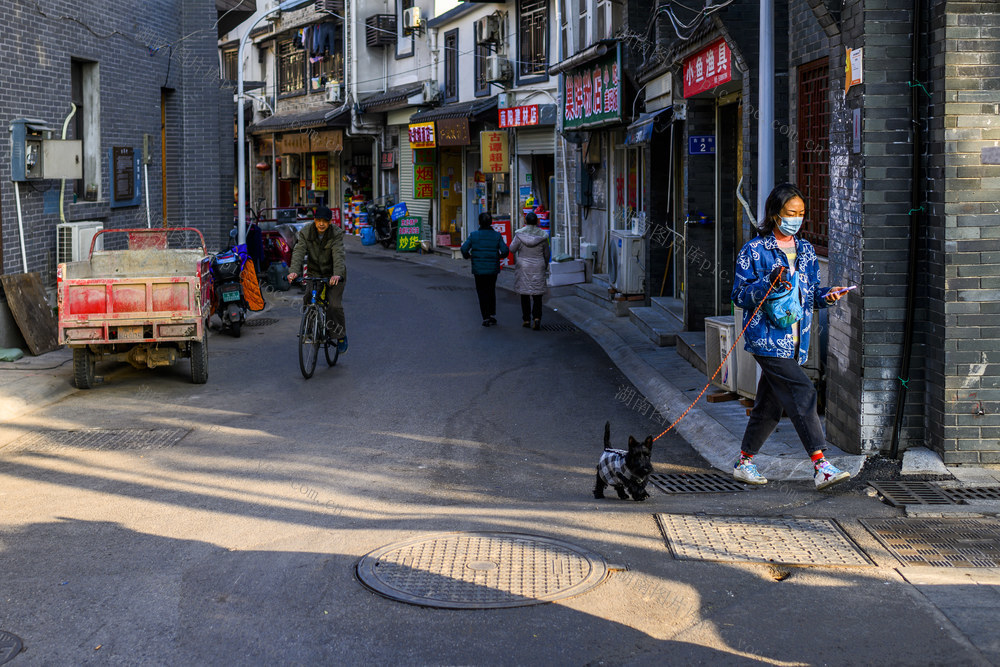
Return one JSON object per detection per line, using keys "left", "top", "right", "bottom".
{"left": 778, "top": 216, "right": 803, "bottom": 236}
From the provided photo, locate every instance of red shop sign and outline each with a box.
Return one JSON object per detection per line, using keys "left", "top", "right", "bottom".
{"left": 683, "top": 38, "right": 732, "bottom": 98}
{"left": 498, "top": 105, "right": 540, "bottom": 128}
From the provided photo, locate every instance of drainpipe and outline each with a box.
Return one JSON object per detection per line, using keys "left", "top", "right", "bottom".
{"left": 59, "top": 103, "right": 78, "bottom": 225}
{"left": 757, "top": 0, "right": 774, "bottom": 221}
{"left": 890, "top": 0, "right": 924, "bottom": 458}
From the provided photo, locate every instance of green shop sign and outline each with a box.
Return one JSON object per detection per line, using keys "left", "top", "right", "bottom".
{"left": 562, "top": 45, "right": 622, "bottom": 130}
{"left": 396, "top": 216, "right": 423, "bottom": 252}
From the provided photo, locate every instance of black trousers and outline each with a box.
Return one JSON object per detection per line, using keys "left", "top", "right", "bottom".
{"left": 520, "top": 294, "right": 542, "bottom": 322}
{"left": 740, "top": 355, "right": 827, "bottom": 456}
{"left": 474, "top": 273, "right": 497, "bottom": 320}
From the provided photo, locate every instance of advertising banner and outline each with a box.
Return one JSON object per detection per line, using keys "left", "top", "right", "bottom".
{"left": 408, "top": 122, "right": 436, "bottom": 149}
{"left": 396, "top": 216, "right": 422, "bottom": 252}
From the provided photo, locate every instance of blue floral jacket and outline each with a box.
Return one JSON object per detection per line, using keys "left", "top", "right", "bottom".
{"left": 731, "top": 234, "right": 831, "bottom": 365}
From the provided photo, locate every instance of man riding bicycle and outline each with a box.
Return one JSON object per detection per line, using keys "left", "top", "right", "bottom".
{"left": 287, "top": 205, "right": 348, "bottom": 353}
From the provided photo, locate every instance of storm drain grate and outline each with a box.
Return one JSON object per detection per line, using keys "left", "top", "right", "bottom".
{"left": 356, "top": 531, "right": 611, "bottom": 609}
{"left": 940, "top": 486, "right": 1000, "bottom": 503}
{"left": 244, "top": 317, "right": 279, "bottom": 328}
{"left": 861, "top": 517, "right": 1000, "bottom": 567}
{"left": 0, "top": 631, "right": 22, "bottom": 665}
{"left": 2, "top": 428, "right": 190, "bottom": 453}
{"left": 428, "top": 285, "right": 473, "bottom": 291}
{"left": 655, "top": 514, "right": 874, "bottom": 567}
{"left": 539, "top": 323, "right": 579, "bottom": 333}
{"left": 868, "top": 481, "right": 959, "bottom": 507}
{"left": 649, "top": 473, "right": 748, "bottom": 494}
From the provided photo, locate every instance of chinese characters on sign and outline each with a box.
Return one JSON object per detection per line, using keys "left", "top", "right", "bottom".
{"left": 312, "top": 155, "right": 329, "bottom": 191}
{"left": 682, "top": 38, "right": 732, "bottom": 98}
{"left": 380, "top": 150, "right": 396, "bottom": 170}
{"left": 414, "top": 164, "right": 435, "bottom": 199}
{"left": 498, "top": 105, "right": 540, "bottom": 128}
{"left": 437, "top": 118, "right": 471, "bottom": 146}
{"left": 562, "top": 47, "right": 622, "bottom": 129}
{"left": 408, "top": 122, "right": 436, "bottom": 149}
{"left": 396, "top": 216, "right": 422, "bottom": 252}
{"left": 479, "top": 131, "right": 509, "bottom": 174}
{"left": 113, "top": 146, "right": 135, "bottom": 202}
{"left": 688, "top": 136, "right": 716, "bottom": 155}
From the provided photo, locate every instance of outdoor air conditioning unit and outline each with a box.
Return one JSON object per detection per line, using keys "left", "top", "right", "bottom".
{"left": 56, "top": 221, "right": 103, "bottom": 264}
{"left": 402, "top": 6, "right": 423, "bottom": 34}
{"left": 704, "top": 315, "right": 738, "bottom": 393}
{"left": 475, "top": 14, "right": 501, "bottom": 45}
{"left": 609, "top": 229, "right": 645, "bottom": 295}
{"left": 485, "top": 55, "right": 512, "bottom": 83}
{"left": 279, "top": 154, "right": 300, "bottom": 179}
{"left": 315, "top": 0, "right": 344, "bottom": 12}
{"left": 365, "top": 14, "right": 397, "bottom": 47}
{"left": 325, "top": 83, "right": 342, "bottom": 103}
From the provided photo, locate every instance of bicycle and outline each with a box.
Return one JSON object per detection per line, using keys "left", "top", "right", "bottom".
{"left": 298, "top": 276, "right": 339, "bottom": 378}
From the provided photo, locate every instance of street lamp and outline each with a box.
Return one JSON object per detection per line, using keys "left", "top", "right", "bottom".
{"left": 237, "top": 0, "right": 314, "bottom": 245}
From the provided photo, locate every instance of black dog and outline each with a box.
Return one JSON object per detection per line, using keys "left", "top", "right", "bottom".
{"left": 593, "top": 422, "right": 653, "bottom": 501}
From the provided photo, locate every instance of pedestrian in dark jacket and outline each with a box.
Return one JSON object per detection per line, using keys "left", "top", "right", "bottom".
{"left": 287, "top": 206, "right": 349, "bottom": 353}
{"left": 510, "top": 211, "right": 550, "bottom": 330}
{"left": 460, "top": 213, "right": 509, "bottom": 327}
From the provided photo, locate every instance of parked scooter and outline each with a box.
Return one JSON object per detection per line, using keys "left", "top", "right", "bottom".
{"left": 365, "top": 197, "right": 397, "bottom": 249}
{"left": 210, "top": 247, "right": 247, "bottom": 337}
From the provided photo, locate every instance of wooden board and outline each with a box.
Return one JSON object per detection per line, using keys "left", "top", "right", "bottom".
{"left": 1, "top": 273, "right": 59, "bottom": 356}
{"left": 706, "top": 391, "right": 740, "bottom": 403}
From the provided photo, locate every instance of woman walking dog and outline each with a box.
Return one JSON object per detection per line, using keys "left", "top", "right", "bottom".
{"left": 731, "top": 183, "right": 851, "bottom": 490}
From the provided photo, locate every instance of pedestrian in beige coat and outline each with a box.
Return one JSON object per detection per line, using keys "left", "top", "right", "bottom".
{"left": 509, "top": 212, "right": 550, "bottom": 330}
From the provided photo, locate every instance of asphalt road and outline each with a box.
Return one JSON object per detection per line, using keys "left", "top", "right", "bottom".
{"left": 0, "top": 249, "right": 990, "bottom": 665}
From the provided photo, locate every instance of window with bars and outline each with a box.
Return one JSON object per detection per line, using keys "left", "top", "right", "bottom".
{"left": 797, "top": 58, "right": 830, "bottom": 254}
{"left": 519, "top": 0, "right": 548, "bottom": 78}
{"left": 475, "top": 41, "right": 489, "bottom": 96}
{"left": 278, "top": 39, "right": 305, "bottom": 95}
{"left": 222, "top": 50, "right": 238, "bottom": 81}
{"left": 444, "top": 29, "right": 458, "bottom": 102}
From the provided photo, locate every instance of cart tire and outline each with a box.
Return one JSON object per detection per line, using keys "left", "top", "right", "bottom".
{"left": 191, "top": 332, "right": 209, "bottom": 384}
{"left": 73, "top": 347, "right": 96, "bottom": 390}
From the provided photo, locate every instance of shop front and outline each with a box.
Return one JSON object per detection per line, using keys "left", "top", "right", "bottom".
{"left": 503, "top": 105, "right": 558, "bottom": 236}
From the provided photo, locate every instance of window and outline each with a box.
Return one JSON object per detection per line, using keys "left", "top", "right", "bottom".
{"left": 222, "top": 49, "right": 238, "bottom": 81}
{"left": 559, "top": 0, "right": 572, "bottom": 58}
{"left": 797, "top": 58, "right": 830, "bottom": 254}
{"left": 595, "top": 0, "right": 621, "bottom": 41}
{"left": 396, "top": 0, "right": 414, "bottom": 58}
{"left": 475, "top": 41, "right": 489, "bottom": 96}
{"left": 70, "top": 59, "right": 100, "bottom": 200}
{"left": 278, "top": 39, "right": 305, "bottom": 95}
{"left": 308, "top": 22, "right": 343, "bottom": 92}
{"left": 444, "top": 29, "right": 458, "bottom": 102}
{"left": 519, "top": 0, "right": 548, "bottom": 79}
{"left": 577, "top": 0, "right": 588, "bottom": 51}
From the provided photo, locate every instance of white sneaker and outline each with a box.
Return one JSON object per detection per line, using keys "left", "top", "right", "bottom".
{"left": 814, "top": 459, "right": 850, "bottom": 490}
{"left": 734, "top": 459, "right": 768, "bottom": 485}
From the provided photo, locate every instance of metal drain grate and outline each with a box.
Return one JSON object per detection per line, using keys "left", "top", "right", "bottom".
{"left": 655, "top": 514, "right": 874, "bottom": 567}
{"left": 539, "top": 323, "right": 579, "bottom": 332}
{"left": 869, "top": 481, "right": 959, "bottom": 507}
{"left": 861, "top": 517, "right": 1000, "bottom": 567}
{"left": 428, "top": 285, "right": 473, "bottom": 291}
{"left": 3, "top": 428, "right": 189, "bottom": 453}
{"left": 0, "top": 631, "right": 21, "bottom": 665}
{"left": 356, "top": 531, "right": 610, "bottom": 609}
{"left": 649, "top": 473, "right": 748, "bottom": 494}
{"left": 940, "top": 486, "right": 1000, "bottom": 503}
{"left": 244, "top": 317, "right": 279, "bottom": 327}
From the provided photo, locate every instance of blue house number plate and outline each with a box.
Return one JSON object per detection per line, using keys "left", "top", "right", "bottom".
{"left": 688, "top": 136, "right": 716, "bottom": 155}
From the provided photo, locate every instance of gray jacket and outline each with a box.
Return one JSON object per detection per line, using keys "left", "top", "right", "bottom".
{"left": 509, "top": 226, "right": 550, "bottom": 295}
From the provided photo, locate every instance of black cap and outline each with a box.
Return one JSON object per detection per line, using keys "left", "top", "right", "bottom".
{"left": 314, "top": 206, "right": 333, "bottom": 221}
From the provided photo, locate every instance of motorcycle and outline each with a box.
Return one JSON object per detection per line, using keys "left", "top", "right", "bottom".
{"left": 210, "top": 246, "right": 248, "bottom": 337}
{"left": 365, "top": 198, "right": 397, "bottom": 249}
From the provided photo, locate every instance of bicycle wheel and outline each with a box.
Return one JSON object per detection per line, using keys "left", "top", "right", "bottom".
{"left": 298, "top": 306, "right": 320, "bottom": 379}
{"left": 325, "top": 337, "right": 339, "bottom": 366}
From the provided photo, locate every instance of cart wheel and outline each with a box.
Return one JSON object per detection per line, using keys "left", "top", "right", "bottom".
{"left": 73, "top": 347, "right": 97, "bottom": 389}
{"left": 191, "top": 332, "right": 209, "bottom": 384}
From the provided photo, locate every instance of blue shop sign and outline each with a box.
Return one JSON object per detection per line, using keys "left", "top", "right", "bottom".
{"left": 688, "top": 136, "right": 716, "bottom": 155}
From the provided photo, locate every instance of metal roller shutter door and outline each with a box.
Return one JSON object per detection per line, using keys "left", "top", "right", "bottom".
{"left": 399, "top": 133, "right": 430, "bottom": 239}
{"left": 515, "top": 129, "right": 554, "bottom": 155}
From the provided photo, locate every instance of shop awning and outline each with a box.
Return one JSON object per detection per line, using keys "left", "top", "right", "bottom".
{"left": 409, "top": 97, "right": 498, "bottom": 124}
{"left": 357, "top": 83, "right": 425, "bottom": 113}
{"left": 624, "top": 107, "right": 672, "bottom": 146}
{"left": 250, "top": 106, "right": 348, "bottom": 134}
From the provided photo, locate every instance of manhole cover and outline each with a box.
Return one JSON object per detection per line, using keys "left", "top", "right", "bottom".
{"left": 650, "top": 473, "right": 748, "bottom": 494}
{"left": 356, "top": 531, "right": 611, "bottom": 609}
{"left": 941, "top": 486, "right": 1000, "bottom": 502}
{"left": 869, "top": 481, "right": 959, "bottom": 507}
{"left": 2, "top": 428, "right": 189, "bottom": 453}
{"left": 539, "top": 323, "right": 579, "bottom": 332}
{"left": 0, "top": 631, "right": 22, "bottom": 665}
{"left": 861, "top": 517, "right": 1000, "bottom": 567}
{"left": 244, "top": 317, "right": 279, "bottom": 327}
{"left": 655, "top": 514, "right": 873, "bottom": 567}
{"left": 428, "top": 285, "right": 473, "bottom": 291}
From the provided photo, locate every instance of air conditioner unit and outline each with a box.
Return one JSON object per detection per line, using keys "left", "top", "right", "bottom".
{"left": 365, "top": 14, "right": 397, "bottom": 47}
{"left": 255, "top": 96, "right": 274, "bottom": 115}
{"left": 56, "top": 221, "right": 103, "bottom": 264}
{"left": 279, "top": 154, "right": 300, "bottom": 179}
{"left": 485, "top": 55, "right": 512, "bottom": 83}
{"left": 402, "top": 6, "right": 422, "bottom": 34}
{"left": 704, "top": 316, "right": 738, "bottom": 393}
{"left": 475, "top": 14, "right": 501, "bottom": 45}
{"left": 609, "top": 229, "right": 645, "bottom": 295}
{"left": 325, "top": 83, "right": 342, "bottom": 103}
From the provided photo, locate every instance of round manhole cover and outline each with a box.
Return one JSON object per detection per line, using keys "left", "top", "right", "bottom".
{"left": 0, "top": 631, "right": 23, "bottom": 665}
{"left": 357, "top": 532, "right": 610, "bottom": 609}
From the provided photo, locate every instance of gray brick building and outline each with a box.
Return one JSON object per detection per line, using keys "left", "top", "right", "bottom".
{"left": 0, "top": 0, "right": 237, "bottom": 346}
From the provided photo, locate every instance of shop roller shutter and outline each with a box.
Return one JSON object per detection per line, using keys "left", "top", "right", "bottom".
{"left": 399, "top": 133, "right": 430, "bottom": 239}
{"left": 515, "top": 129, "right": 554, "bottom": 155}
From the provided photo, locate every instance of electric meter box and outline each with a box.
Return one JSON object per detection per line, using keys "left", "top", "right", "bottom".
{"left": 9, "top": 118, "right": 83, "bottom": 181}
